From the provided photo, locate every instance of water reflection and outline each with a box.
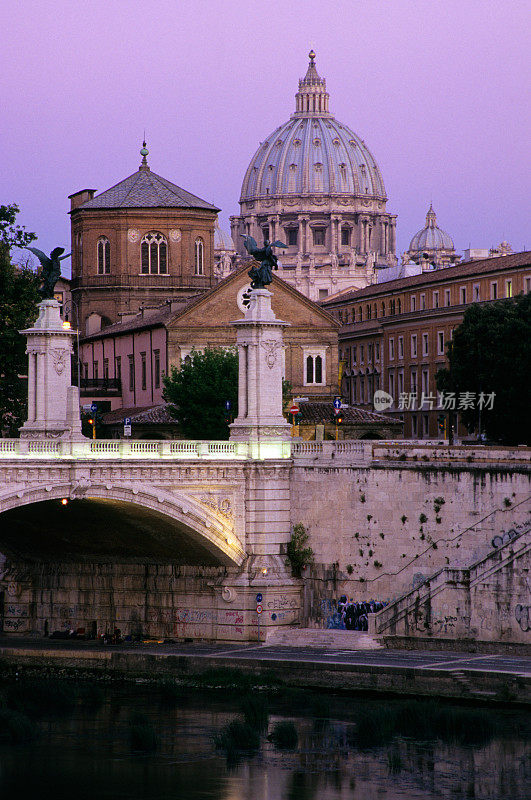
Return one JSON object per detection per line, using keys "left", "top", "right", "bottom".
{"left": 0, "top": 688, "right": 528, "bottom": 800}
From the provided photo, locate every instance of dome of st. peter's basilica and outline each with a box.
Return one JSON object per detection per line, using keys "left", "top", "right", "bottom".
{"left": 231, "top": 51, "right": 397, "bottom": 302}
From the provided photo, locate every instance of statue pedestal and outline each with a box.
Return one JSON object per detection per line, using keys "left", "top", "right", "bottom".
{"left": 19, "top": 299, "right": 84, "bottom": 441}
{"left": 229, "top": 289, "right": 291, "bottom": 454}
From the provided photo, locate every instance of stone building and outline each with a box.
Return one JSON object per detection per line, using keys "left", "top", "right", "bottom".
{"left": 230, "top": 51, "right": 397, "bottom": 303}
{"left": 213, "top": 220, "right": 238, "bottom": 280}
{"left": 69, "top": 143, "right": 219, "bottom": 336}
{"left": 322, "top": 251, "right": 531, "bottom": 439}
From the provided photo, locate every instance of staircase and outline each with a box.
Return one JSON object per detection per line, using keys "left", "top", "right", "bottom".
{"left": 265, "top": 627, "right": 382, "bottom": 650}
{"left": 369, "top": 524, "right": 530, "bottom": 640}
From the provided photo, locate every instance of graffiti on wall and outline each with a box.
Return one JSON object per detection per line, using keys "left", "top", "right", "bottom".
{"left": 515, "top": 604, "right": 530, "bottom": 632}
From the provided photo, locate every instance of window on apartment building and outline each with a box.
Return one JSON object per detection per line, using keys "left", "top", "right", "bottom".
{"left": 397, "top": 298, "right": 402, "bottom": 314}
{"left": 411, "top": 415, "right": 418, "bottom": 438}
{"left": 421, "top": 368, "right": 429, "bottom": 396}
{"left": 115, "top": 356, "right": 121, "bottom": 383}
{"left": 153, "top": 350, "right": 160, "bottom": 388}
{"left": 381, "top": 302, "right": 386, "bottom": 317}
{"left": 341, "top": 227, "right": 351, "bottom": 246}
{"left": 373, "top": 303, "right": 377, "bottom": 319}
{"left": 422, "top": 333, "right": 429, "bottom": 357}
{"left": 411, "top": 296, "right": 416, "bottom": 312}
{"left": 93, "top": 361, "right": 98, "bottom": 380}
{"left": 374, "top": 373, "right": 380, "bottom": 391}
{"left": 419, "top": 294, "right": 425, "bottom": 310}
{"left": 366, "top": 304, "right": 372, "bottom": 320}
{"left": 358, "top": 307, "right": 363, "bottom": 322}
{"left": 352, "top": 346, "right": 357, "bottom": 363}
{"left": 351, "top": 376, "right": 356, "bottom": 403}
{"left": 97, "top": 237, "right": 110, "bottom": 275}
{"left": 305, "top": 352, "right": 324, "bottom": 385}
{"left": 128, "top": 355, "right": 135, "bottom": 392}
{"left": 525, "top": 277, "right": 531, "bottom": 294}
{"left": 359, "top": 377, "right": 365, "bottom": 403}
{"left": 410, "top": 368, "right": 418, "bottom": 394}
{"left": 389, "top": 299, "right": 396, "bottom": 315}
{"left": 368, "top": 343, "right": 373, "bottom": 362}
{"left": 140, "top": 352, "right": 147, "bottom": 391}
{"left": 437, "top": 331, "right": 445, "bottom": 355}
{"left": 433, "top": 291, "right": 439, "bottom": 309}
{"left": 141, "top": 231, "right": 168, "bottom": 274}
{"left": 312, "top": 227, "right": 326, "bottom": 246}
{"left": 103, "top": 358, "right": 109, "bottom": 380}
{"left": 411, "top": 334, "right": 418, "bottom": 359}
{"left": 388, "top": 371, "right": 395, "bottom": 403}
{"left": 422, "top": 414, "right": 429, "bottom": 438}
{"left": 473, "top": 283, "right": 480, "bottom": 302}
{"left": 460, "top": 286, "right": 466, "bottom": 304}
{"left": 506, "top": 279, "right": 513, "bottom": 298}
{"left": 83, "top": 363, "right": 89, "bottom": 380}
{"left": 360, "top": 345, "right": 365, "bottom": 363}
{"left": 389, "top": 338, "right": 395, "bottom": 360}
{"left": 375, "top": 342, "right": 380, "bottom": 361}
{"left": 397, "top": 368, "right": 404, "bottom": 396}
{"left": 490, "top": 281, "right": 498, "bottom": 299}
{"left": 445, "top": 289, "right": 451, "bottom": 307}
{"left": 398, "top": 336, "right": 404, "bottom": 359}
{"left": 318, "top": 289, "right": 328, "bottom": 300}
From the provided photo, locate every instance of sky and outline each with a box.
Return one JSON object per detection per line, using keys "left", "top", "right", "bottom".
{"left": 2, "top": 0, "right": 529, "bottom": 274}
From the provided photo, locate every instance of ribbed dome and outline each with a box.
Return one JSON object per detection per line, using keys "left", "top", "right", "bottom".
{"left": 214, "top": 220, "right": 234, "bottom": 251}
{"left": 409, "top": 205, "right": 454, "bottom": 253}
{"left": 240, "top": 53, "right": 387, "bottom": 201}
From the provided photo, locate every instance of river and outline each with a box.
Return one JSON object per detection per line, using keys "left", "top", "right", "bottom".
{"left": 0, "top": 683, "right": 528, "bottom": 800}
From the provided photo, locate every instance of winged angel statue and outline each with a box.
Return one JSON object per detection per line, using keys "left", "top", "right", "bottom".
{"left": 241, "top": 235, "right": 286, "bottom": 289}
{"left": 23, "top": 246, "right": 71, "bottom": 299}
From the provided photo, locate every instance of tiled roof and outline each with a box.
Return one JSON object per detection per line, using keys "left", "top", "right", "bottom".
{"left": 77, "top": 167, "right": 220, "bottom": 211}
{"left": 102, "top": 404, "right": 176, "bottom": 426}
{"left": 323, "top": 251, "right": 531, "bottom": 305}
{"left": 80, "top": 298, "right": 199, "bottom": 342}
{"left": 296, "top": 402, "right": 401, "bottom": 425}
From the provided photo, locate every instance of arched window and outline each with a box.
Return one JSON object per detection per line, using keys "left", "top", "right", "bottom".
{"left": 366, "top": 304, "right": 372, "bottom": 320}
{"left": 97, "top": 236, "right": 110, "bottom": 274}
{"left": 141, "top": 232, "right": 167, "bottom": 275}
{"left": 195, "top": 238, "right": 204, "bottom": 275}
{"left": 381, "top": 302, "right": 385, "bottom": 317}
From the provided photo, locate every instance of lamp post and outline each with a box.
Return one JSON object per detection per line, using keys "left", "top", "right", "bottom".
{"left": 61, "top": 298, "right": 81, "bottom": 394}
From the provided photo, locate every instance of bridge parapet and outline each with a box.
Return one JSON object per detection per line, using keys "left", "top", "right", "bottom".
{"left": 0, "top": 438, "right": 292, "bottom": 460}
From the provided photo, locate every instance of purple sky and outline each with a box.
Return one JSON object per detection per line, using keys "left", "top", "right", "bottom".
{"left": 2, "top": 0, "right": 529, "bottom": 275}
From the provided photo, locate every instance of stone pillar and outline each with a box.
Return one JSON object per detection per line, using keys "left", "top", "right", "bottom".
{"left": 230, "top": 289, "right": 291, "bottom": 455}
{"left": 19, "top": 299, "right": 84, "bottom": 441}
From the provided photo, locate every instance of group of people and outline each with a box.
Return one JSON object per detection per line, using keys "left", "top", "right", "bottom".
{"left": 328, "top": 596, "right": 388, "bottom": 631}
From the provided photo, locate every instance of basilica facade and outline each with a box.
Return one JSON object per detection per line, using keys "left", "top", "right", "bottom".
{"left": 230, "top": 51, "right": 397, "bottom": 303}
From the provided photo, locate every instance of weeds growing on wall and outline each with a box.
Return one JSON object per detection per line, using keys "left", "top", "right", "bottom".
{"left": 286, "top": 523, "right": 314, "bottom": 577}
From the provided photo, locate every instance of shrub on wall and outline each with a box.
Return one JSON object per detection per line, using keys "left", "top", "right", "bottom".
{"left": 286, "top": 523, "right": 314, "bottom": 578}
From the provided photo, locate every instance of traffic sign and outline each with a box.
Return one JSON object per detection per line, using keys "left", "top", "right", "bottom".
{"left": 256, "top": 604, "right": 263, "bottom": 615}
{"left": 90, "top": 403, "right": 98, "bottom": 413}
{"left": 289, "top": 405, "right": 300, "bottom": 414}
{"left": 333, "top": 398, "right": 341, "bottom": 410}
{"left": 123, "top": 417, "right": 132, "bottom": 437}
{"left": 255, "top": 593, "right": 263, "bottom": 602}
{"left": 225, "top": 400, "right": 231, "bottom": 411}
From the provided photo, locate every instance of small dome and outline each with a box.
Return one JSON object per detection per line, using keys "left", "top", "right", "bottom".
{"left": 409, "top": 205, "right": 454, "bottom": 254}
{"left": 214, "top": 220, "right": 235, "bottom": 251}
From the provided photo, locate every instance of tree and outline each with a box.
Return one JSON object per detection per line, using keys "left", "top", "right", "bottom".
{"left": 0, "top": 205, "right": 39, "bottom": 436}
{"left": 163, "top": 347, "right": 238, "bottom": 440}
{"left": 436, "top": 293, "right": 531, "bottom": 445}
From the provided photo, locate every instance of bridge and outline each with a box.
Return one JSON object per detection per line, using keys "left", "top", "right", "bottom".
{"left": 0, "top": 295, "right": 529, "bottom": 645}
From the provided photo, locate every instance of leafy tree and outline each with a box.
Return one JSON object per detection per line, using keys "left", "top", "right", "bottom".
{"left": 163, "top": 347, "right": 238, "bottom": 439}
{"left": 436, "top": 293, "right": 531, "bottom": 445}
{"left": 0, "top": 205, "right": 39, "bottom": 436}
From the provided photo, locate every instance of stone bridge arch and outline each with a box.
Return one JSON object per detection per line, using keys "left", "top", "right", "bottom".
{"left": 0, "top": 480, "right": 245, "bottom": 567}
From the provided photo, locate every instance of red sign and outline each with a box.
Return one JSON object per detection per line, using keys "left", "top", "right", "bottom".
{"left": 289, "top": 405, "right": 300, "bottom": 414}
{"left": 256, "top": 603, "right": 263, "bottom": 614}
